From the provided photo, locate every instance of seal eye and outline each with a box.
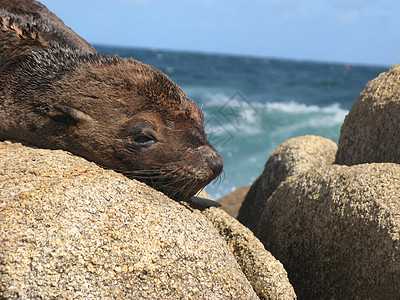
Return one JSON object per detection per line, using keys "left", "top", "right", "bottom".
{"left": 131, "top": 133, "right": 156, "bottom": 149}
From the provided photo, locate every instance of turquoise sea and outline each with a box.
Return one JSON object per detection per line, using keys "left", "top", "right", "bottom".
{"left": 95, "top": 45, "right": 387, "bottom": 199}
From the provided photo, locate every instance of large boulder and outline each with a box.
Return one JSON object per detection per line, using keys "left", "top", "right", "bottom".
{"left": 0, "top": 141, "right": 258, "bottom": 299}
{"left": 238, "top": 135, "right": 337, "bottom": 231}
{"left": 256, "top": 163, "right": 400, "bottom": 299}
{"left": 0, "top": 141, "right": 296, "bottom": 299}
{"left": 335, "top": 63, "right": 400, "bottom": 165}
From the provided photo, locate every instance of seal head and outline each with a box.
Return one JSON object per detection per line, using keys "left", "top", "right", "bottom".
{"left": 54, "top": 58, "right": 224, "bottom": 201}
{"left": 0, "top": 1, "right": 223, "bottom": 202}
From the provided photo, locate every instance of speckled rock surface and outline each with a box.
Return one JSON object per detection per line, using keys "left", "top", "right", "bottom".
{"left": 256, "top": 163, "right": 400, "bottom": 299}
{"left": 0, "top": 141, "right": 258, "bottom": 299}
{"left": 336, "top": 63, "right": 400, "bottom": 165}
{"left": 217, "top": 185, "right": 251, "bottom": 218}
{"left": 238, "top": 135, "right": 337, "bottom": 232}
{"left": 203, "top": 207, "right": 296, "bottom": 300}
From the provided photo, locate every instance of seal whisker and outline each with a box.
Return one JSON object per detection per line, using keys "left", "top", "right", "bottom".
{"left": 126, "top": 168, "right": 176, "bottom": 173}
{"left": 209, "top": 175, "right": 221, "bottom": 189}
{"left": 212, "top": 170, "right": 225, "bottom": 188}
{"left": 195, "top": 188, "right": 205, "bottom": 197}
{"left": 176, "top": 177, "right": 200, "bottom": 202}
{"left": 157, "top": 175, "right": 188, "bottom": 192}
{"left": 124, "top": 168, "right": 189, "bottom": 199}
{"left": 123, "top": 175, "right": 170, "bottom": 180}
{"left": 111, "top": 168, "right": 176, "bottom": 174}
{"left": 154, "top": 175, "right": 194, "bottom": 202}
{"left": 109, "top": 167, "right": 185, "bottom": 183}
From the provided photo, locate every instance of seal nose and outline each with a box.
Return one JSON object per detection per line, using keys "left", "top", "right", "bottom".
{"left": 210, "top": 156, "right": 224, "bottom": 176}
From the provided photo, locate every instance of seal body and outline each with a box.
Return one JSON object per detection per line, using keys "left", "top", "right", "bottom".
{"left": 0, "top": 0, "right": 223, "bottom": 201}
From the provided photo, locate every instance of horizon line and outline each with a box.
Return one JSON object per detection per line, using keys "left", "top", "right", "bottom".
{"left": 92, "top": 43, "right": 392, "bottom": 69}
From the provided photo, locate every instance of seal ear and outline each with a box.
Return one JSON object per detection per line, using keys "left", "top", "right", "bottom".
{"left": 54, "top": 104, "right": 93, "bottom": 124}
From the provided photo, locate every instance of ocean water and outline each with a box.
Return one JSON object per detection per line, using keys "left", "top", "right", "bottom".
{"left": 95, "top": 45, "right": 387, "bottom": 199}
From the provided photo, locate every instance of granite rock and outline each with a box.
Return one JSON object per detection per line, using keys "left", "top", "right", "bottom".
{"left": 238, "top": 135, "right": 337, "bottom": 232}
{"left": 336, "top": 63, "right": 400, "bottom": 165}
{"left": 256, "top": 163, "right": 400, "bottom": 299}
{"left": 203, "top": 207, "right": 296, "bottom": 300}
{"left": 0, "top": 141, "right": 258, "bottom": 299}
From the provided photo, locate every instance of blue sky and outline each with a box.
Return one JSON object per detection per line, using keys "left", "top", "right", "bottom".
{"left": 40, "top": 0, "right": 399, "bottom": 66}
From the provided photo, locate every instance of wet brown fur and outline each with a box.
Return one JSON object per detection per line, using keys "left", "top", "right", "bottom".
{"left": 0, "top": 0, "right": 95, "bottom": 53}
{"left": 0, "top": 0, "right": 223, "bottom": 201}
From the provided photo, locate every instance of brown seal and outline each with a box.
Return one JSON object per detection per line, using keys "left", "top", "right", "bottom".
{"left": 0, "top": 0, "right": 223, "bottom": 203}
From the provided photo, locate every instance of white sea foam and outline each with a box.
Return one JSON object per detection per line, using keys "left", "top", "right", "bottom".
{"left": 205, "top": 99, "right": 347, "bottom": 134}
{"left": 267, "top": 101, "right": 348, "bottom": 126}
{"left": 265, "top": 101, "right": 335, "bottom": 112}
{"left": 201, "top": 91, "right": 348, "bottom": 116}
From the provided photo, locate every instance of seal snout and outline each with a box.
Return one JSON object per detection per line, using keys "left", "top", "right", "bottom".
{"left": 210, "top": 156, "right": 224, "bottom": 176}
{"left": 194, "top": 145, "right": 224, "bottom": 179}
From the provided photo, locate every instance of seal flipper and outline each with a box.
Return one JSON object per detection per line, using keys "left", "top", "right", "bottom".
{"left": 54, "top": 104, "right": 93, "bottom": 124}
{"left": 189, "top": 196, "right": 222, "bottom": 208}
